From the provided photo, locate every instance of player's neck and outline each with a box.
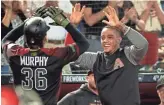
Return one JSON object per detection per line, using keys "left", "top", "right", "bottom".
{"left": 160, "top": 102, "right": 164, "bottom": 105}
{"left": 105, "top": 47, "right": 119, "bottom": 55}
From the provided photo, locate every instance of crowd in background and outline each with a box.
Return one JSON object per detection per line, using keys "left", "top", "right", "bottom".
{"left": 1, "top": 0, "right": 164, "bottom": 73}
{"left": 1, "top": 0, "right": 164, "bottom": 105}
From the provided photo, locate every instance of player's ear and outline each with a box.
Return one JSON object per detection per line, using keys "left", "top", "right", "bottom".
{"left": 157, "top": 90, "right": 160, "bottom": 94}
{"left": 117, "top": 37, "right": 122, "bottom": 44}
{"left": 86, "top": 76, "right": 89, "bottom": 82}
{"left": 119, "top": 38, "right": 122, "bottom": 44}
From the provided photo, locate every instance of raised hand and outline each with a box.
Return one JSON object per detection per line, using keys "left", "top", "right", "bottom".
{"left": 102, "top": 6, "right": 120, "bottom": 27}
{"left": 125, "top": 7, "right": 138, "bottom": 23}
{"left": 70, "top": 3, "right": 85, "bottom": 25}
{"left": 102, "top": 6, "right": 129, "bottom": 34}
{"left": 47, "top": 6, "right": 69, "bottom": 28}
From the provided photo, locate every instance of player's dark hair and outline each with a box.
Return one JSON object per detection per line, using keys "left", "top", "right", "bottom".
{"left": 102, "top": 25, "right": 124, "bottom": 37}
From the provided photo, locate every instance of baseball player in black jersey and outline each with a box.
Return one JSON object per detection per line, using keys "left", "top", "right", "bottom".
{"left": 72, "top": 6, "right": 148, "bottom": 105}
{"left": 2, "top": 4, "right": 88, "bottom": 105}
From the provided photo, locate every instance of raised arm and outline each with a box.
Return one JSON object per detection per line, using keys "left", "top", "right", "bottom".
{"left": 124, "top": 26, "right": 148, "bottom": 65}
{"left": 2, "top": 7, "right": 48, "bottom": 58}
{"left": 65, "top": 33, "right": 97, "bottom": 70}
{"left": 65, "top": 4, "right": 89, "bottom": 54}
{"left": 74, "top": 52, "right": 97, "bottom": 70}
{"left": 2, "top": 22, "right": 24, "bottom": 49}
{"left": 65, "top": 23, "right": 89, "bottom": 55}
{"left": 47, "top": 4, "right": 89, "bottom": 64}
{"left": 1, "top": 22, "right": 25, "bottom": 59}
{"left": 153, "top": 1, "right": 164, "bottom": 24}
{"left": 102, "top": 6, "right": 148, "bottom": 65}
{"left": 48, "top": 4, "right": 89, "bottom": 54}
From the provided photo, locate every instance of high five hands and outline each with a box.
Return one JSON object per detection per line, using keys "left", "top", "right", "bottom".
{"left": 33, "top": 3, "right": 85, "bottom": 28}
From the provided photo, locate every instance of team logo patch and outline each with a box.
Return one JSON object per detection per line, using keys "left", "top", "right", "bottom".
{"left": 113, "top": 58, "right": 124, "bottom": 70}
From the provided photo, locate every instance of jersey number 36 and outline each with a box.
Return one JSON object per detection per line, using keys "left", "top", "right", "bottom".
{"left": 21, "top": 67, "right": 47, "bottom": 90}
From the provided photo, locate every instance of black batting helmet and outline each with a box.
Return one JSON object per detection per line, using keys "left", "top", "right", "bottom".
{"left": 24, "top": 17, "right": 50, "bottom": 48}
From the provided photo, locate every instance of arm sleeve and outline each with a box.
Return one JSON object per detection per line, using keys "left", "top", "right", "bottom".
{"left": 2, "top": 22, "right": 24, "bottom": 47}
{"left": 65, "top": 23, "right": 89, "bottom": 55}
{"left": 48, "top": 23, "right": 89, "bottom": 64}
{"left": 2, "top": 22, "right": 25, "bottom": 58}
{"left": 57, "top": 93, "right": 75, "bottom": 105}
{"left": 73, "top": 52, "right": 98, "bottom": 70}
{"left": 64, "top": 33, "right": 74, "bottom": 45}
{"left": 1, "top": 23, "right": 12, "bottom": 40}
{"left": 124, "top": 27, "right": 148, "bottom": 65}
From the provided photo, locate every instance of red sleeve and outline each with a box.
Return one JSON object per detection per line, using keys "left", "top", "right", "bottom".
{"left": 3, "top": 42, "right": 29, "bottom": 58}
{"left": 64, "top": 32, "right": 75, "bottom": 46}
{"left": 42, "top": 32, "right": 80, "bottom": 64}
{"left": 41, "top": 44, "right": 79, "bottom": 64}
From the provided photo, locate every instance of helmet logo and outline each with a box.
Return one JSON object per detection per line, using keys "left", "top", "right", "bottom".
{"left": 30, "top": 38, "right": 35, "bottom": 44}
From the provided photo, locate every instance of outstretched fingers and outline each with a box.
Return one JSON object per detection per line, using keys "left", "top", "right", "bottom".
{"left": 103, "top": 10, "right": 111, "bottom": 20}
{"left": 48, "top": 6, "right": 56, "bottom": 14}
{"left": 74, "top": 3, "right": 80, "bottom": 12}
{"left": 107, "top": 6, "right": 119, "bottom": 23}
{"left": 36, "top": 7, "right": 46, "bottom": 14}
{"left": 77, "top": 3, "right": 81, "bottom": 12}
{"left": 111, "top": 7, "right": 119, "bottom": 22}
{"left": 34, "top": 6, "right": 47, "bottom": 17}
{"left": 102, "top": 20, "right": 110, "bottom": 25}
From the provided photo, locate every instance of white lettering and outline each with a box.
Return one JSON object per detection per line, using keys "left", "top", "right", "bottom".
{"left": 63, "top": 76, "right": 86, "bottom": 82}
{"left": 20, "top": 56, "right": 48, "bottom": 66}
{"left": 35, "top": 57, "right": 39, "bottom": 66}
{"left": 44, "top": 57, "right": 48, "bottom": 66}
{"left": 20, "top": 56, "right": 26, "bottom": 65}
{"left": 40, "top": 57, "right": 44, "bottom": 66}
{"left": 30, "top": 57, "right": 34, "bottom": 66}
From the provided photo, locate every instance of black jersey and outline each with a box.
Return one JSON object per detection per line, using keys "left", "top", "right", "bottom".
{"left": 2, "top": 19, "right": 89, "bottom": 105}
{"left": 3, "top": 44, "right": 80, "bottom": 105}
{"left": 93, "top": 50, "right": 140, "bottom": 105}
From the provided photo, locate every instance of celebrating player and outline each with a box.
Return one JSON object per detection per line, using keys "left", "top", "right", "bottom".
{"left": 2, "top": 4, "right": 88, "bottom": 105}
{"left": 71, "top": 6, "right": 148, "bottom": 105}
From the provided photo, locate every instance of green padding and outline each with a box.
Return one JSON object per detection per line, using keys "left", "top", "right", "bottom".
{"left": 61, "top": 19, "right": 70, "bottom": 28}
